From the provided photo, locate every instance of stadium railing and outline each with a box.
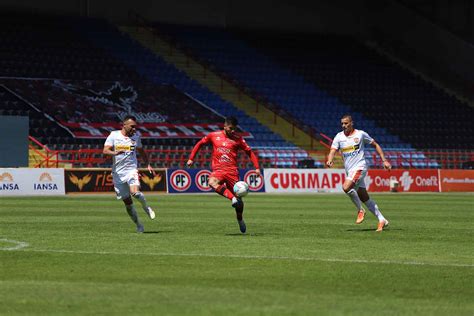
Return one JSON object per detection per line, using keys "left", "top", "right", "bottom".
{"left": 26, "top": 137, "right": 474, "bottom": 170}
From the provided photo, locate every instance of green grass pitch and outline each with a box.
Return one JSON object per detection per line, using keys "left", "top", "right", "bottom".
{"left": 1, "top": 193, "right": 473, "bottom": 315}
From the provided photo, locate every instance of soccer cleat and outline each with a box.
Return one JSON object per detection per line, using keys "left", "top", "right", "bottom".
{"left": 136, "top": 224, "right": 145, "bottom": 233}
{"left": 376, "top": 219, "right": 389, "bottom": 232}
{"left": 238, "top": 220, "right": 247, "bottom": 233}
{"left": 231, "top": 197, "right": 243, "bottom": 208}
{"left": 144, "top": 206, "right": 156, "bottom": 220}
{"left": 356, "top": 210, "right": 365, "bottom": 224}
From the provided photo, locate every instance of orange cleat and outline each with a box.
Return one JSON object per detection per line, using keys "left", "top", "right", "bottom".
{"left": 355, "top": 210, "right": 365, "bottom": 224}
{"left": 376, "top": 219, "right": 389, "bottom": 232}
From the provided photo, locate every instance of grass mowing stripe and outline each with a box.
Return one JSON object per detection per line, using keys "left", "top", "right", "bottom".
{"left": 3, "top": 247, "right": 472, "bottom": 268}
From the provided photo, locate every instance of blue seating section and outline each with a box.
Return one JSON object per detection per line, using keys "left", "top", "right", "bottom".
{"left": 231, "top": 30, "right": 473, "bottom": 150}
{"left": 154, "top": 24, "right": 414, "bottom": 150}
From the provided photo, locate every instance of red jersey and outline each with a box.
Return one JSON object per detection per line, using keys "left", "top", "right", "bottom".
{"left": 189, "top": 130, "right": 259, "bottom": 173}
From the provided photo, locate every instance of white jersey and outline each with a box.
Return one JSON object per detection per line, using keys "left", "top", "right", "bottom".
{"left": 104, "top": 130, "right": 142, "bottom": 182}
{"left": 331, "top": 129, "right": 373, "bottom": 172}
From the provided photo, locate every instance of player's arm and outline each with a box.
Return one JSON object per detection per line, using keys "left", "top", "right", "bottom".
{"left": 326, "top": 148, "right": 337, "bottom": 168}
{"left": 241, "top": 139, "right": 261, "bottom": 177}
{"left": 186, "top": 136, "right": 210, "bottom": 167}
{"left": 103, "top": 144, "right": 124, "bottom": 156}
{"left": 371, "top": 140, "right": 391, "bottom": 170}
{"left": 245, "top": 149, "right": 261, "bottom": 177}
{"left": 137, "top": 147, "right": 156, "bottom": 175}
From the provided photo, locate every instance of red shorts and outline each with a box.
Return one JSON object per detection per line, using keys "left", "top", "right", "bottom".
{"left": 210, "top": 170, "right": 239, "bottom": 189}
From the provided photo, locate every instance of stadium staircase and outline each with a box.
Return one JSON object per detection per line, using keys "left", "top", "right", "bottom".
{"left": 28, "top": 136, "right": 70, "bottom": 168}
{"left": 120, "top": 26, "right": 330, "bottom": 157}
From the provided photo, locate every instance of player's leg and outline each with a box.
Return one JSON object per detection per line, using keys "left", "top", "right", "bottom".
{"left": 128, "top": 172, "right": 155, "bottom": 220}
{"left": 343, "top": 169, "right": 365, "bottom": 224}
{"left": 357, "top": 180, "right": 389, "bottom": 232}
{"left": 209, "top": 173, "right": 235, "bottom": 201}
{"left": 122, "top": 197, "right": 144, "bottom": 233}
{"left": 130, "top": 185, "right": 155, "bottom": 220}
{"left": 115, "top": 182, "right": 143, "bottom": 232}
{"left": 226, "top": 175, "right": 246, "bottom": 233}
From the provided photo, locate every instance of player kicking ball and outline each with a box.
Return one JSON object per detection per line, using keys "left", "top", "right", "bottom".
{"left": 103, "top": 115, "right": 157, "bottom": 233}
{"left": 326, "top": 114, "right": 391, "bottom": 232}
{"left": 186, "top": 116, "right": 261, "bottom": 233}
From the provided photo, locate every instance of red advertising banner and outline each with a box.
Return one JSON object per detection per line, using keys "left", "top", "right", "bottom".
{"left": 366, "top": 169, "right": 439, "bottom": 192}
{"left": 439, "top": 170, "right": 474, "bottom": 192}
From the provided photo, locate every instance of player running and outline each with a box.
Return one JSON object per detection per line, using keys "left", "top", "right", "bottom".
{"left": 103, "top": 115, "right": 156, "bottom": 233}
{"left": 326, "top": 114, "right": 391, "bottom": 232}
{"left": 186, "top": 116, "right": 261, "bottom": 233}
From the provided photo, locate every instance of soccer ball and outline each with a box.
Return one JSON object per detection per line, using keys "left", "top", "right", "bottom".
{"left": 233, "top": 181, "right": 249, "bottom": 198}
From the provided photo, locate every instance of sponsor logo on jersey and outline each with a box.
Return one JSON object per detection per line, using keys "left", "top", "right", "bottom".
{"left": 115, "top": 144, "right": 135, "bottom": 151}
{"left": 217, "top": 147, "right": 231, "bottom": 154}
{"left": 219, "top": 154, "right": 232, "bottom": 163}
{"left": 341, "top": 144, "right": 360, "bottom": 153}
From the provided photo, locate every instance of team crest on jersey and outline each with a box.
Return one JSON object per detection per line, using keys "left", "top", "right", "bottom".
{"left": 353, "top": 138, "right": 360, "bottom": 144}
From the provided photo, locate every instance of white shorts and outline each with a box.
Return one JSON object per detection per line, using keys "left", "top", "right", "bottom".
{"left": 346, "top": 169, "right": 367, "bottom": 189}
{"left": 112, "top": 170, "right": 140, "bottom": 200}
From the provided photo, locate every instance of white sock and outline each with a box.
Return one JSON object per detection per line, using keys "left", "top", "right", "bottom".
{"left": 125, "top": 204, "right": 141, "bottom": 226}
{"left": 346, "top": 189, "right": 363, "bottom": 211}
{"left": 132, "top": 192, "right": 149, "bottom": 209}
{"left": 364, "top": 199, "right": 386, "bottom": 222}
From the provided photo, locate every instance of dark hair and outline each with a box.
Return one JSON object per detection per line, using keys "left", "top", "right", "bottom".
{"left": 341, "top": 114, "right": 353, "bottom": 122}
{"left": 123, "top": 115, "right": 137, "bottom": 123}
{"left": 224, "top": 116, "right": 238, "bottom": 126}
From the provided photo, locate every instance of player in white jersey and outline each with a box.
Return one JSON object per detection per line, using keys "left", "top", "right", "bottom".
{"left": 326, "top": 114, "right": 392, "bottom": 232}
{"left": 103, "top": 115, "right": 156, "bottom": 233}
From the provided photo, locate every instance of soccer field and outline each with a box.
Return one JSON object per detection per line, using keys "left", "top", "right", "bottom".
{"left": 1, "top": 193, "right": 473, "bottom": 315}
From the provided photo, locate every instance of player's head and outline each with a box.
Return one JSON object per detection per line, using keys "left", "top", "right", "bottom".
{"left": 224, "top": 116, "right": 238, "bottom": 137}
{"left": 340, "top": 114, "right": 354, "bottom": 135}
{"left": 122, "top": 115, "right": 138, "bottom": 137}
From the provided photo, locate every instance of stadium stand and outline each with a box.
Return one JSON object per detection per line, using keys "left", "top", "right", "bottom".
{"left": 146, "top": 23, "right": 474, "bottom": 168}
{"left": 0, "top": 13, "right": 316, "bottom": 168}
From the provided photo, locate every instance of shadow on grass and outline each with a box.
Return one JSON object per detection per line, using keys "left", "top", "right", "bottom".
{"left": 346, "top": 228, "right": 402, "bottom": 232}
{"left": 225, "top": 232, "right": 263, "bottom": 236}
{"left": 143, "top": 230, "right": 173, "bottom": 234}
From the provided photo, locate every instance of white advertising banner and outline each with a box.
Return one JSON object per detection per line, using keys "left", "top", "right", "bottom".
{"left": 0, "top": 168, "right": 66, "bottom": 196}
{"left": 264, "top": 168, "right": 346, "bottom": 193}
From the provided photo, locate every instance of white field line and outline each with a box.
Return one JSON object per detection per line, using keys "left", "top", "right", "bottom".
{"left": 1, "top": 245, "right": 472, "bottom": 268}
{"left": 0, "top": 239, "right": 29, "bottom": 251}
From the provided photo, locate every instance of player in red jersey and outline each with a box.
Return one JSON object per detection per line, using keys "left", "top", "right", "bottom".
{"left": 186, "top": 116, "right": 261, "bottom": 233}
